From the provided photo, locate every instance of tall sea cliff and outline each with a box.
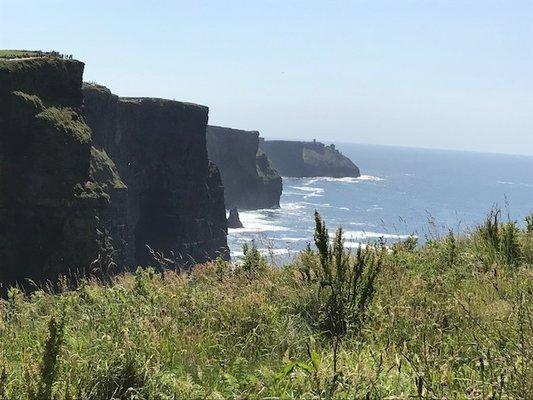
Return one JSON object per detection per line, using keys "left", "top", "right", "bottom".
{"left": 206, "top": 125, "right": 282, "bottom": 210}
{"left": 0, "top": 56, "right": 230, "bottom": 289}
{"left": 0, "top": 57, "right": 118, "bottom": 287}
{"left": 83, "top": 84, "right": 229, "bottom": 266}
{"left": 259, "top": 139, "right": 360, "bottom": 178}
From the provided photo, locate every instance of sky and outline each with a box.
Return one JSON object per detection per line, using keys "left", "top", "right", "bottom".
{"left": 1, "top": 0, "right": 532, "bottom": 155}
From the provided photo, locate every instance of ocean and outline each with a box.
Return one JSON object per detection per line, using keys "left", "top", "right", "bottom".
{"left": 227, "top": 143, "right": 533, "bottom": 261}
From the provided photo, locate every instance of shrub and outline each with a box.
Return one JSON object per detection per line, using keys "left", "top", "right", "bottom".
{"left": 475, "top": 209, "right": 523, "bottom": 268}
{"left": 525, "top": 214, "right": 533, "bottom": 233}
{"left": 29, "top": 316, "right": 65, "bottom": 400}
{"left": 299, "top": 211, "right": 383, "bottom": 390}
{"left": 499, "top": 221, "right": 521, "bottom": 267}
{"left": 240, "top": 241, "right": 267, "bottom": 278}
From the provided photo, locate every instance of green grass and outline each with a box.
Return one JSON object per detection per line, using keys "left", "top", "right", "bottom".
{"left": 90, "top": 147, "right": 127, "bottom": 190}
{"left": 0, "top": 50, "right": 42, "bottom": 59}
{"left": 36, "top": 107, "right": 91, "bottom": 144}
{"left": 0, "top": 213, "right": 531, "bottom": 399}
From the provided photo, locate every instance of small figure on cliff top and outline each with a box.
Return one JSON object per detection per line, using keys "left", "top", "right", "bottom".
{"left": 227, "top": 207, "right": 244, "bottom": 229}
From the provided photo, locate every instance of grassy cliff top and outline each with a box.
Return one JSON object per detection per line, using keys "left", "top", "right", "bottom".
{"left": 119, "top": 96, "right": 208, "bottom": 111}
{"left": 0, "top": 212, "right": 531, "bottom": 398}
{"left": 0, "top": 49, "right": 70, "bottom": 59}
{"left": 0, "top": 55, "right": 82, "bottom": 76}
{"left": 82, "top": 82, "right": 113, "bottom": 94}
{"left": 0, "top": 49, "right": 42, "bottom": 59}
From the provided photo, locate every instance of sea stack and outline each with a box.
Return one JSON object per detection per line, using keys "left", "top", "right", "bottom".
{"left": 227, "top": 208, "right": 244, "bottom": 229}
{"left": 259, "top": 139, "right": 360, "bottom": 177}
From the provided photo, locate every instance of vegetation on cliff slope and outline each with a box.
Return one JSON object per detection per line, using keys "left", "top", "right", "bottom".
{"left": 0, "top": 212, "right": 531, "bottom": 399}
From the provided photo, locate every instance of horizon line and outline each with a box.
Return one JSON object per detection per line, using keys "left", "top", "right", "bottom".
{"left": 261, "top": 136, "right": 533, "bottom": 158}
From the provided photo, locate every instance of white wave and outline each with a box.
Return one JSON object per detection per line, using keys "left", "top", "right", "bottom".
{"left": 305, "top": 175, "right": 384, "bottom": 184}
{"left": 228, "top": 211, "right": 291, "bottom": 233}
{"left": 497, "top": 181, "right": 533, "bottom": 188}
{"left": 306, "top": 177, "right": 358, "bottom": 184}
{"left": 282, "top": 190, "right": 307, "bottom": 196}
{"left": 259, "top": 248, "right": 300, "bottom": 255}
{"left": 301, "top": 202, "right": 332, "bottom": 208}
{"left": 357, "top": 175, "right": 384, "bottom": 181}
{"left": 289, "top": 186, "right": 325, "bottom": 193}
{"left": 231, "top": 248, "right": 299, "bottom": 258}
{"left": 279, "top": 202, "right": 306, "bottom": 214}
{"left": 281, "top": 202, "right": 305, "bottom": 210}
{"left": 286, "top": 186, "right": 325, "bottom": 199}
{"left": 276, "top": 237, "right": 307, "bottom": 242}
{"left": 349, "top": 222, "right": 375, "bottom": 227}
{"left": 334, "top": 230, "right": 414, "bottom": 240}
{"left": 342, "top": 241, "right": 369, "bottom": 249}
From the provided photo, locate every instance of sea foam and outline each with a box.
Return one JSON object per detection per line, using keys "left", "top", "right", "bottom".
{"left": 338, "top": 230, "right": 414, "bottom": 240}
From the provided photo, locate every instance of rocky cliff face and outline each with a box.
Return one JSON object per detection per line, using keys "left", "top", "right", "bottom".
{"left": 83, "top": 85, "right": 229, "bottom": 266}
{"left": 206, "top": 125, "right": 282, "bottom": 209}
{"left": 259, "top": 140, "right": 360, "bottom": 178}
{"left": 0, "top": 58, "right": 119, "bottom": 289}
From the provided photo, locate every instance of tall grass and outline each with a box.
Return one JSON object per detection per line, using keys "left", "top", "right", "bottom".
{"left": 0, "top": 211, "right": 531, "bottom": 399}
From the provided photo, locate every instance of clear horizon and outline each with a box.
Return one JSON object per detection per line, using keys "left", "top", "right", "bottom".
{"left": 1, "top": 0, "right": 532, "bottom": 156}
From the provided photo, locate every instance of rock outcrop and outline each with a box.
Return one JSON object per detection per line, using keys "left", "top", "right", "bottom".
{"left": 206, "top": 125, "right": 282, "bottom": 209}
{"left": 259, "top": 139, "right": 360, "bottom": 177}
{"left": 0, "top": 57, "right": 119, "bottom": 289}
{"left": 83, "top": 84, "right": 229, "bottom": 266}
{"left": 227, "top": 208, "right": 244, "bottom": 229}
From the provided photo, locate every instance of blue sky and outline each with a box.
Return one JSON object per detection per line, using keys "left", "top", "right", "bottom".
{"left": 1, "top": 0, "right": 532, "bottom": 155}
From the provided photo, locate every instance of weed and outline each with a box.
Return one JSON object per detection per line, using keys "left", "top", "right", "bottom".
{"left": 240, "top": 241, "right": 267, "bottom": 278}
{"left": 30, "top": 316, "right": 65, "bottom": 400}
{"left": 525, "top": 214, "right": 533, "bottom": 233}
{"left": 300, "top": 211, "right": 382, "bottom": 393}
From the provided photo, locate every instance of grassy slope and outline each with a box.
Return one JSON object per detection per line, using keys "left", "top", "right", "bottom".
{"left": 0, "top": 216, "right": 531, "bottom": 399}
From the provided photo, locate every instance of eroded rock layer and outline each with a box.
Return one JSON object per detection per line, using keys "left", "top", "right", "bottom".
{"left": 206, "top": 125, "right": 282, "bottom": 209}
{"left": 83, "top": 85, "right": 229, "bottom": 266}
{"left": 259, "top": 139, "right": 360, "bottom": 178}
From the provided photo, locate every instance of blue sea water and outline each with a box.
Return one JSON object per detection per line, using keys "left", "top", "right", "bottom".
{"left": 227, "top": 143, "right": 533, "bottom": 261}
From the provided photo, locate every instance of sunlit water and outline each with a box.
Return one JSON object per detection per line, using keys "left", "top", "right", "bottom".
{"left": 227, "top": 143, "right": 533, "bottom": 262}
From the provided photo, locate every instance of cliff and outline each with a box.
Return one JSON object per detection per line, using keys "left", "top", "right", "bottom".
{"left": 259, "top": 139, "right": 360, "bottom": 177}
{"left": 83, "top": 85, "right": 229, "bottom": 266}
{"left": 0, "top": 57, "right": 120, "bottom": 288}
{"left": 206, "top": 125, "right": 282, "bottom": 209}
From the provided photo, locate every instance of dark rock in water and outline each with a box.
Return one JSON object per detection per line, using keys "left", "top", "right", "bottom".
{"left": 83, "top": 84, "right": 229, "bottom": 266}
{"left": 0, "top": 57, "right": 119, "bottom": 289}
{"left": 259, "top": 139, "right": 360, "bottom": 177}
{"left": 206, "top": 125, "right": 282, "bottom": 209}
{"left": 227, "top": 208, "right": 244, "bottom": 229}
